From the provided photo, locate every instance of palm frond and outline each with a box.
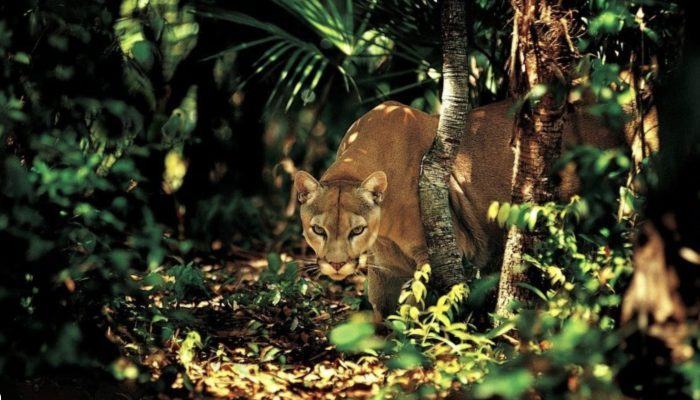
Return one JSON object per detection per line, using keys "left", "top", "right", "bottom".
{"left": 270, "top": 0, "right": 356, "bottom": 55}
{"left": 198, "top": 6, "right": 341, "bottom": 111}
{"left": 198, "top": 0, "right": 456, "bottom": 112}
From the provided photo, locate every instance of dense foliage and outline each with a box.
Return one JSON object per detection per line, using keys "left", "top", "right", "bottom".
{"left": 1, "top": 0, "right": 697, "bottom": 398}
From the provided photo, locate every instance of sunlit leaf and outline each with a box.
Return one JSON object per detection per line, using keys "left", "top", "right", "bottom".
{"left": 162, "top": 150, "right": 188, "bottom": 194}
{"left": 497, "top": 203, "right": 511, "bottom": 227}
{"left": 329, "top": 313, "right": 383, "bottom": 352}
{"left": 178, "top": 331, "right": 202, "bottom": 366}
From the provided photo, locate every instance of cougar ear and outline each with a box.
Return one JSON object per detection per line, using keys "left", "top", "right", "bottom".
{"left": 294, "top": 171, "right": 319, "bottom": 204}
{"left": 361, "top": 171, "right": 388, "bottom": 204}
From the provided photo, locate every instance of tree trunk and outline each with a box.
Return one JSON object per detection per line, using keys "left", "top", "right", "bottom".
{"left": 495, "top": 0, "right": 575, "bottom": 318}
{"left": 418, "top": 0, "right": 470, "bottom": 293}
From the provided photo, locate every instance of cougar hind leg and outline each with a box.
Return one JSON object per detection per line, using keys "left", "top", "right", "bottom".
{"left": 448, "top": 175, "right": 490, "bottom": 271}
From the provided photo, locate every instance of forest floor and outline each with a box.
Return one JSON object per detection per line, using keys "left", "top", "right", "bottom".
{"left": 143, "top": 252, "right": 386, "bottom": 399}
{"left": 15, "top": 250, "right": 436, "bottom": 399}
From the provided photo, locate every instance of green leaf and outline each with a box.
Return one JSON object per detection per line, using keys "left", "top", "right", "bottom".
{"left": 267, "top": 253, "right": 282, "bottom": 274}
{"left": 594, "top": 151, "right": 615, "bottom": 173}
{"left": 131, "top": 40, "right": 154, "bottom": 71}
{"left": 516, "top": 282, "right": 547, "bottom": 301}
{"left": 261, "top": 346, "right": 281, "bottom": 362}
{"left": 162, "top": 85, "right": 198, "bottom": 146}
{"left": 497, "top": 203, "right": 511, "bottom": 227}
{"left": 391, "top": 319, "right": 407, "bottom": 333}
{"left": 590, "top": 10, "right": 625, "bottom": 35}
{"left": 202, "top": 36, "right": 278, "bottom": 61}
{"left": 528, "top": 84, "right": 548, "bottom": 99}
{"left": 411, "top": 280, "right": 426, "bottom": 304}
{"left": 283, "top": 261, "right": 298, "bottom": 281}
{"left": 271, "top": 290, "right": 282, "bottom": 305}
{"left": 14, "top": 52, "right": 30, "bottom": 64}
{"left": 475, "top": 369, "right": 534, "bottom": 399}
{"left": 507, "top": 204, "right": 521, "bottom": 226}
{"left": 527, "top": 207, "right": 539, "bottom": 231}
{"left": 152, "top": 314, "right": 168, "bottom": 323}
{"left": 643, "top": 27, "right": 660, "bottom": 43}
{"left": 487, "top": 201, "right": 500, "bottom": 221}
{"left": 178, "top": 331, "right": 202, "bottom": 366}
{"left": 485, "top": 321, "right": 516, "bottom": 339}
{"left": 329, "top": 317, "right": 382, "bottom": 352}
{"left": 387, "top": 346, "right": 426, "bottom": 370}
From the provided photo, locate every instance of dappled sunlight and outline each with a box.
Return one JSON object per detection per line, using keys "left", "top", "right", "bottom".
{"left": 106, "top": 252, "right": 446, "bottom": 398}
{"left": 375, "top": 102, "right": 419, "bottom": 124}
{"left": 2, "top": 0, "right": 695, "bottom": 398}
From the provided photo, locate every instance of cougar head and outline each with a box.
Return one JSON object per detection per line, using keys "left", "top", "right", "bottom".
{"left": 294, "top": 171, "right": 387, "bottom": 280}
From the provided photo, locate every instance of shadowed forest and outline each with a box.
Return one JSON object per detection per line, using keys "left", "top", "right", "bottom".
{"left": 1, "top": 0, "right": 700, "bottom": 399}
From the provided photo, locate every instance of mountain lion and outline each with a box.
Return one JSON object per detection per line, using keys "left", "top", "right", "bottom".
{"left": 294, "top": 99, "right": 657, "bottom": 321}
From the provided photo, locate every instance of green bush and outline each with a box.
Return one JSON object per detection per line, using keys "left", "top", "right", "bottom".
{"left": 0, "top": 0, "right": 197, "bottom": 376}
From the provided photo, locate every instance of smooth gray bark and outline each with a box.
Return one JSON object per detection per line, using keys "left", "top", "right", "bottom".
{"left": 418, "top": 0, "right": 470, "bottom": 293}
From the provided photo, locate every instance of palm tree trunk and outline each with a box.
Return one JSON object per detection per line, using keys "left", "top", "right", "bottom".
{"left": 418, "top": 0, "right": 470, "bottom": 293}
{"left": 495, "top": 0, "right": 575, "bottom": 318}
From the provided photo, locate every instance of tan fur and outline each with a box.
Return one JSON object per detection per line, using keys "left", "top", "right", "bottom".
{"left": 296, "top": 98, "right": 657, "bottom": 320}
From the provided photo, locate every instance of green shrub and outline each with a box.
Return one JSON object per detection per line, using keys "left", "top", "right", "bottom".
{"left": 0, "top": 0, "right": 197, "bottom": 376}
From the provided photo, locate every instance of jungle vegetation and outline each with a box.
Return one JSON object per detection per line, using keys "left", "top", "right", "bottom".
{"left": 1, "top": 0, "right": 698, "bottom": 399}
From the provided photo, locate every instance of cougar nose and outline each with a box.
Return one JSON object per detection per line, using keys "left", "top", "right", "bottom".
{"left": 329, "top": 262, "right": 344, "bottom": 271}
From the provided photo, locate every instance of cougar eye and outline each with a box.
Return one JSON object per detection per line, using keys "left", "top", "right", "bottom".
{"left": 349, "top": 225, "right": 366, "bottom": 237}
{"left": 311, "top": 224, "right": 326, "bottom": 236}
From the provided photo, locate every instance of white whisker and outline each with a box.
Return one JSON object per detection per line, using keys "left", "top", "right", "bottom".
{"left": 365, "top": 264, "right": 391, "bottom": 272}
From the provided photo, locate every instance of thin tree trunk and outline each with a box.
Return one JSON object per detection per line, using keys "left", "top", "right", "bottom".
{"left": 418, "top": 0, "right": 470, "bottom": 293}
{"left": 495, "top": 0, "right": 575, "bottom": 318}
